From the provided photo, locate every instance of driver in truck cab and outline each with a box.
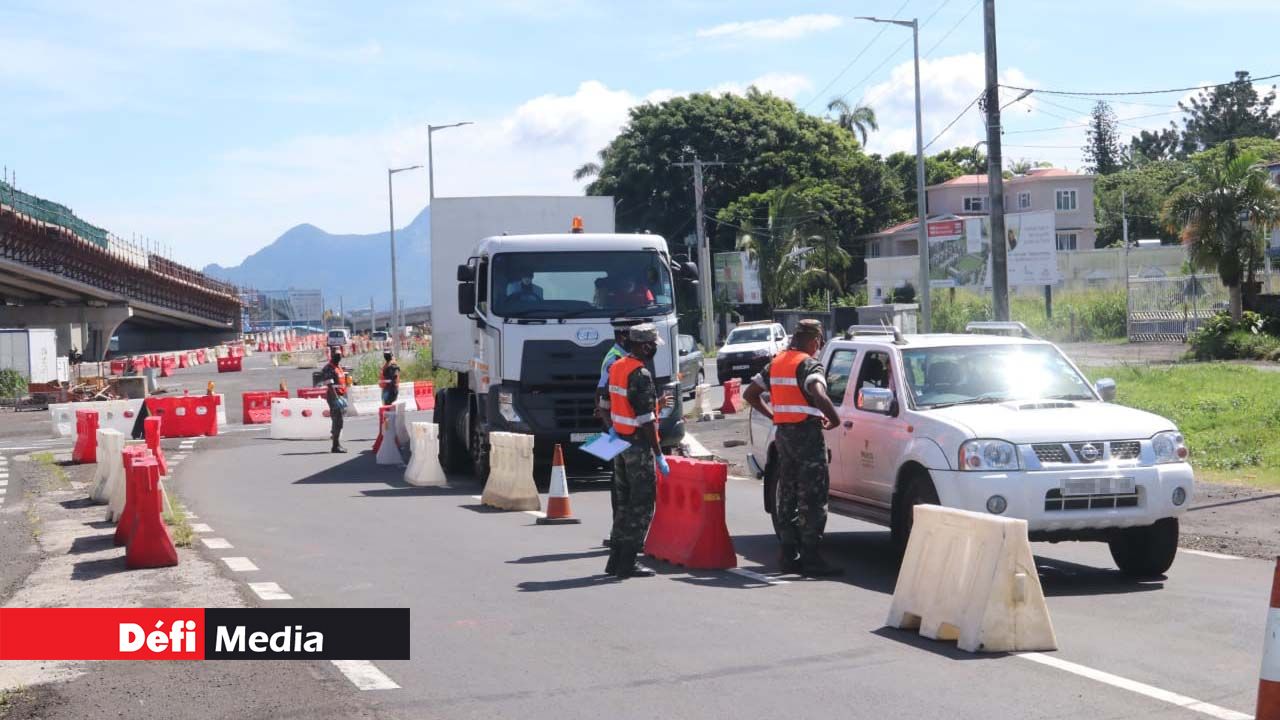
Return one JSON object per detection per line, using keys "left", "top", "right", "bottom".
{"left": 742, "top": 319, "right": 843, "bottom": 577}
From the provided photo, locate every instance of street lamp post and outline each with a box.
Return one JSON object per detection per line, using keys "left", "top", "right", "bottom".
{"left": 388, "top": 164, "right": 423, "bottom": 357}
{"left": 855, "top": 16, "right": 930, "bottom": 331}
{"left": 427, "top": 122, "right": 474, "bottom": 201}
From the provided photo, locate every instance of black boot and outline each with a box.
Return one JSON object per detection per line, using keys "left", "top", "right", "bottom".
{"left": 602, "top": 537, "right": 612, "bottom": 548}
{"left": 614, "top": 547, "right": 655, "bottom": 578}
{"left": 779, "top": 543, "right": 802, "bottom": 573}
{"left": 331, "top": 435, "right": 347, "bottom": 453}
{"left": 604, "top": 546, "right": 620, "bottom": 576}
{"left": 799, "top": 544, "right": 842, "bottom": 577}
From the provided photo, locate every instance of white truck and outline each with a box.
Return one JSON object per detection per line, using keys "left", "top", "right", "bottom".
{"left": 430, "top": 196, "right": 697, "bottom": 483}
{"left": 748, "top": 323, "right": 1195, "bottom": 578}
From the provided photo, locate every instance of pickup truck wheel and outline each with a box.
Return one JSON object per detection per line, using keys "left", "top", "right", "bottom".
{"left": 1108, "top": 518, "right": 1178, "bottom": 578}
{"left": 891, "top": 471, "right": 939, "bottom": 557}
{"left": 767, "top": 461, "right": 786, "bottom": 541}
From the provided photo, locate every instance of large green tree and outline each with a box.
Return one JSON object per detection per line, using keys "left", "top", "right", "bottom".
{"left": 882, "top": 149, "right": 981, "bottom": 218}
{"left": 1130, "top": 128, "right": 1189, "bottom": 164}
{"left": 1094, "top": 160, "right": 1188, "bottom": 247}
{"left": 584, "top": 89, "right": 903, "bottom": 253}
{"left": 1180, "top": 71, "right": 1280, "bottom": 152}
{"left": 1162, "top": 142, "right": 1280, "bottom": 321}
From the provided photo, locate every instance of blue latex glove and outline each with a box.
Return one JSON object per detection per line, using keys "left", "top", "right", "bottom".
{"left": 607, "top": 427, "right": 619, "bottom": 441}
{"left": 656, "top": 454, "right": 670, "bottom": 476}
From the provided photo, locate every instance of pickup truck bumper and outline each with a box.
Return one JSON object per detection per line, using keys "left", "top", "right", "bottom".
{"left": 934, "top": 462, "right": 1195, "bottom": 536}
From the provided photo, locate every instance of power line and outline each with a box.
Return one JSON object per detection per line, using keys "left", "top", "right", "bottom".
{"left": 802, "top": 0, "right": 913, "bottom": 111}
{"left": 1000, "top": 72, "right": 1280, "bottom": 98}
{"left": 833, "top": 0, "right": 953, "bottom": 109}
{"left": 922, "top": 91, "right": 984, "bottom": 150}
{"left": 1003, "top": 109, "right": 1184, "bottom": 135}
{"left": 922, "top": 0, "right": 979, "bottom": 58}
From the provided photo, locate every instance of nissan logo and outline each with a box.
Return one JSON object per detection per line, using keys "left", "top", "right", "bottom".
{"left": 575, "top": 328, "right": 600, "bottom": 344}
{"left": 1079, "top": 443, "right": 1101, "bottom": 462}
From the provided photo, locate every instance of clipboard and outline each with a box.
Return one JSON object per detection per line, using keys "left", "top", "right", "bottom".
{"left": 579, "top": 432, "right": 632, "bottom": 461}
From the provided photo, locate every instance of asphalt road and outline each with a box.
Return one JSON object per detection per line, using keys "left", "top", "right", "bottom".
{"left": 166, "top": 359, "right": 1270, "bottom": 719}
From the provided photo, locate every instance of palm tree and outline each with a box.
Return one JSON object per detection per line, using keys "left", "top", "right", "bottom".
{"left": 1162, "top": 142, "right": 1280, "bottom": 321}
{"left": 734, "top": 185, "right": 847, "bottom": 308}
{"left": 826, "top": 98, "right": 878, "bottom": 146}
{"left": 573, "top": 149, "right": 609, "bottom": 182}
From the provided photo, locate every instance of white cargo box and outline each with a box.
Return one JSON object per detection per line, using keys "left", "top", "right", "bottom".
{"left": 0, "top": 328, "right": 59, "bottom": 383}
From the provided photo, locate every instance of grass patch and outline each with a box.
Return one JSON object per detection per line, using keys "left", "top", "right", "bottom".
{"left": 1083, "top": 363, "right": 1280, "bottom": 488}
{"left": 354, "top": 347, "right": 456, "bottom": 389}
{"left": 30, "top": 452, "right": 70, "bottom": 487}
{"left": 163, "top": 500, "right": 194, "bottom": 548}
{"left": 277, "top": 351, "right": 292, "bottom": 364}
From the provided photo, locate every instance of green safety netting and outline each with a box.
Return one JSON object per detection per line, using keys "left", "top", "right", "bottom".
{"left": 1, "top": 179, "right": 110, "bottom": 249}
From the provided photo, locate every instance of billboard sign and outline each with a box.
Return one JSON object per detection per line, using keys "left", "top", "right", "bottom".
{"left": 713, "top": 251, "right": 763, "bottom": 305}
{"left": 928, "top": 211, "right": 1060, "bottom": 288}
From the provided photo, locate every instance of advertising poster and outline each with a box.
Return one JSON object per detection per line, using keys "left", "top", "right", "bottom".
{"left": 928, "top": 218, "right": 988, "bottom": 288}
{"left": 1000, "top": 210, "right": 1060, "bottom": 286}
{"left": 713, "top": 251, "right": 763, "bottom": 304}
{"left": 928, "top": 211, "right": 1060, "bottom": 289}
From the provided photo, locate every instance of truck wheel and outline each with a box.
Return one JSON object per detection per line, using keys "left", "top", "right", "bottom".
{"left": 470, "top": 420, "right": 490, "bottom": 488}
{"left": 1108, "top": 518, "right": 1178, "bottom": 578}
{"left": 433, "top": 388, "right": 469, "bottom": 474}
{"left": 891, "top": 470, "right": 939, "bottom": 557}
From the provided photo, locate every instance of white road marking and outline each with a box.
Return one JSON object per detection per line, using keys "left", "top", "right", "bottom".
{"left": 1018, "top": 652, "right": 1252, "bottom": 720}
{"left": 331, "top": 660, "right": 400, "bottom": 690}
{"left": 728, "top": 567, "right": 791, "bottom": 585}
{"left": 523, "top": 510, "right": 546, "bottom": 519}
{"left": 247, "top": 582, "right": 292, "bottom": 601}
{"left": 728, "top": 475, "right": 753, "bottom": 482}
{"left": 0, "top": 488, "right": 6, "bottom": 496}
{"left": 471, "top": 495, "right": 482, "bottom": 500}
{"left": 1179, "top": 547, "right": 1243, "bottom": 561}
{"left": 201, "top": 537, "right": 233, "bottom": 549}
{"left": 222, "top": 557, "right": 259, "bottom": 572}
{"left": 0, "top": 480, "right": 7, "bottom": 486}
{"left": 185, "top": 512, "right": 198, "bottom": 519}
{"left": 189, "top": 523, "right": 214, "bottom": 533}
{"left": 682, "top": 431, "right": 714, "bottom": 459}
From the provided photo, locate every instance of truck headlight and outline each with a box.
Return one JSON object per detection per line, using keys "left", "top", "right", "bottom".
{"left": 959, "top": 439, "right": 1020, "bottom": 471}
{"left": 1152, "top": 431, "right": 1187, "bottom": 463}
{"left": 752, "top": 348, "right": 772, "bottom": 358}
{"left": 498, "top": 391, "right": 521, "bottom": 423}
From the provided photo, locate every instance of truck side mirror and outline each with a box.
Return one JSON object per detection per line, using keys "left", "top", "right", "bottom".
{"left": 1095, "top": 378, "right": 1116, "bottom": 402}
{"left": 457, "top": 282, "right": 475, "bottom": 317}
{"left": 681, "top": 261, "right": 699, "bottom": 280}
{"left": 457, "top": 264, "right": 475, "bottom": 282}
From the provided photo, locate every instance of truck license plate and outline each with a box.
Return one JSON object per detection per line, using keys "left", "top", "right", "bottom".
{"left": 1061, "top": 477, "right": 1135, "bottom": 496}
{"left": 570, "top": 432, "right": 593, "bottom": 443}
{"left": 732, "top": 364, "right": 749, "bottom": 370}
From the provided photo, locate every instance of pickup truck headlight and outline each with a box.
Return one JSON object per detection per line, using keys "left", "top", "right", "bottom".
{"left": 959, "top": 439, "right": 1020, "bottom": 471}
{"left": 498, "top": 391, "right": 521, "bottom": 423}
{"left": 752, "top": 348, "right": 773, "bottom": 358}
{"left": 1152, "top": 431, "right": 1188, "bottom": 463}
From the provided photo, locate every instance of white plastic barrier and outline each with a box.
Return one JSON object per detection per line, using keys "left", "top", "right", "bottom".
{"left": 106, "top": 440, "right": 147, "bottom": 522}
{"left": 692, "top": 383, "right": 711, "bottom": 417}
{"left": 215, "top": 393, "right": 228, "bottom": 427}
{"left": 393, "top": 398, "right": 412, "bottom": 447}
{"left": 481, "top": 432, "right": 540, "bottom": 511}
{"left": 886, "top": 505, "right": 1057, "bottom": 653}
{"left": 204, "top": 348, "right": 217, "bottom": 364}
{"left": 404, "top": 422, "right": 447, "bottom": 487}
{"left": 376, "top": 406, "right": 405, "bottom": 465}
{"left": 186, "top": 352, "right": 198, "bottom": 367}
{"left": 89, "top": 429, "right": 125, "bottom": 504}
{"left": 347, "top": 385, "right": 381, "bottom": 416}
{"left": 49, "top": 403, "right": 74, "bottom": 438}
{"left": 215, "top": 346, "right": 229, "bottom": 359}
{"left": 269, "top": 398, "right": 333, "bottom": 440}
{"left": 50, "top": 400, "right": 145, "bottom": 441}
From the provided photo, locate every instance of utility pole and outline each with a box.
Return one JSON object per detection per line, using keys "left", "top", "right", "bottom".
{"left": 339, "top": 296, "right": 344, "bottom": 331}
{"left": 1122, "top": 189, "right": 1131, "bottom": 340}
{"left": 369, "top": 297, "right": 375, "bottom": 335}
{"left": 983, "top": 0, "right": 1010, "bottom": 320}
{"left": 674, "top": 156, "right": 725, "bottom": 351}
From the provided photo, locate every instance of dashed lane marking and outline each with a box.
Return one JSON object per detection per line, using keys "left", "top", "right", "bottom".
{"left": 201, "top": 537, "right": 233, "bottom": 549}
{"left": 331, "top": 660, "right": 400, "bottom": 690}
{"left": 222, "top": 557, "right": 259, "bottom": 572}
{"left": 471, "top": 495, "right": 482, "bottom": 501}
{"left": 728, "top": 567, "right": 791, "bottom": 585}
{"left": 0, "top": 480, "right": 7, "bottom": 487}
{"left": 682, "top": 431, "right": 714, "bottom": 459}
{"left": 523, "top": 510, "right": 546, "bottom": 519}
{"left": 1178, "top": 547, "right": 1243, "bottom": 561}
{"left": 189, "top": 523, "right": 214, "bottom": 533}
{"left": 247, "top": 582, "right": 293, "bottom": 601}
{"left": 1017, "top": 652, "right": 1251, "bottom": 720}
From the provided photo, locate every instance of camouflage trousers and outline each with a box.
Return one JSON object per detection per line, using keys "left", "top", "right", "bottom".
{"left": 609, "top": 444, "right": 656, "bottom": 549}
{"left": 775, "top": 422, "right": 829, "bottom": 547}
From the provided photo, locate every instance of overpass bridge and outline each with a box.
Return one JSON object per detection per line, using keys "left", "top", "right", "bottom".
{"left": 0, "top": 186, "right": 241, "bottom": 360}
{"left": 345, "top": 305, "right": 432, "bottom": 332}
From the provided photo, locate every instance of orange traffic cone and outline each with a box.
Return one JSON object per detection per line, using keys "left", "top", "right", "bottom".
{"left": 537, "top": 444, "right": 580, "bottom": 525}
{"left": 1259, "top": 557, "right": 1280, "bottom": 720}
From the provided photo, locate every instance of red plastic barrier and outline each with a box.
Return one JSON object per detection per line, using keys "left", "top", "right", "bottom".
{"left": 216, "top": 356, "right": 242, "bottom": 373}
{"left": 177, "top": 353, "right": 189, "bottom": 369}
{"left": 125, "top": 458, "right": 177, "bottom": 569}
{"left": 160, "top": 356, "right": 176, "bottom": 377}
{"left": 372, "top": 405, "right": 394, "bottom": 453}
{"left": 196, "top": 349, "right": 207, "bottom": 364}
{"left": 297, "top": 387, "right": 327, "bottom": 400}
{"left": 71, "top": 410, "right": 99, "bottom": 464}
{"left": 719, "top": 378, "right": 744, "bottom": 414}
{"left": 413, "top": 381, "right": 436, "bottom": 411}
{"left": 144, "top": 416, "right": 168, "bottom": 476}
{"left": 242, "top": 390, "right": 287, "bottom": 424}
{"left": 643, "top": 457, "right": 736, "bottom": 570}
{"left": 145, "top": 395, "right": 219, "bottom": 437}
{"left": 115, "top": 449, "right": 152, "bottom": 547}
{"left": 110, "top": 360, "right": 126, "bottom": 375}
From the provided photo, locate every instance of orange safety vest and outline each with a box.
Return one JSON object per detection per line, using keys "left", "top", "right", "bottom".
{"left": 769, "top": 349, "right": 824, "bottom": 425}
{"left": 608, "top": 356, "right": 654, "bottom": 437}
{"left": 329, "top": 363, "right": 348, "bottom": 395}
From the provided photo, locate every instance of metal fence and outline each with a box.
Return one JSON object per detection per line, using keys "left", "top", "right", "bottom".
{"left": 1126, "top": 274, "right": 1229, "bottom": 342}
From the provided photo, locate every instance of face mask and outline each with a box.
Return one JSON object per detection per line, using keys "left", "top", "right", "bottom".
{"left": 332, "top": 354, "right": 343, "bottom": 364}
{"left": 521, "top": 277, "right": 532, "bottom": 287}
{"left": 383, "top": 354, "right": 392, "bottom": 363}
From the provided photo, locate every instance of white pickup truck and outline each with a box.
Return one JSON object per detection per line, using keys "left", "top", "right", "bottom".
{"left": 748, "top": 323, "right": 1195, "bottom": 578}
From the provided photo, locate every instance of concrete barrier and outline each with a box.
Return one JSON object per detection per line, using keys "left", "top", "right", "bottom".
{"left": 89, "top": 429, "right": 125, "bottom": 504}
{"left": 886, "top": 505, "right": 1057, "bottom": 653}
{"left": 404, "top": 422, "right": 447, "bottom": 487}
{"left": 269, "top": 398, "right": 333, "bottom": 440}
{"left": 481, "top": 432, "right": 540, "bottom": 511}
{"left": 348, "top": 385, "right": 381, "bottom": 416}
{"left": 376, "top": 406, "right": 405, "bottom": 465}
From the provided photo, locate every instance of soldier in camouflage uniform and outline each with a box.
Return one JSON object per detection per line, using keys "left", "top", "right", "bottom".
{"left": 604, "top": 323, "right": 671, "bottom": 578}
{"left": 742, "top": 319, "right": 843, "bottom": 577}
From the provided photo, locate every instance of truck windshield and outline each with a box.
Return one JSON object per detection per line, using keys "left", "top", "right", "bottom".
{"left": 491, "top": 251, "right": 674, "bottom": 318}
{"left": 901, "top": 344, "right": 1097, "bottom": 408}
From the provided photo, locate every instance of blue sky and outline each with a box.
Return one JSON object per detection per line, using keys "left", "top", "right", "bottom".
{"left": 2, "top": 0, "right": 1278, "bottom": 269}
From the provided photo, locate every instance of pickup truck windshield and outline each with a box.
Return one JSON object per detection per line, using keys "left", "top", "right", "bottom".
{"left": 901, "top": 344, "right": 1096, "bottom": 408}
{"left": 726, "top": 328, "right": 770, "bottom": 344}
{"left": 491, "top": 251, "right": 674, "bottom": 319}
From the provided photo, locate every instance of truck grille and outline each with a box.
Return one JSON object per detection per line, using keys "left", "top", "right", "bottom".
{"left": 1033, "top": 440, "right": 1143, "bottom": 464}
{"left": 552, "top": 397, "right": 599, "bottom": 431}
{"left": 1044, "top": 488, "right": 1140, "bottom": 511}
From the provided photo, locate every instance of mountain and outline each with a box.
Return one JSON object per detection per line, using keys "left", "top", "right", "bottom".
{"left": 204, "top": 206, "right": 431, "bottom": 313}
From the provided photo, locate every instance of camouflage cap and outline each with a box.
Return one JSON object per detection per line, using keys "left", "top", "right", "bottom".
{"left": 628, "top": 323, "right": 664, "bottom": 345}
{"left": 793, "top": 319, "right": 824, "bottom": 339}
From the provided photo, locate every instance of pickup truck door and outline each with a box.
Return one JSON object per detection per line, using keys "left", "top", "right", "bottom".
{"left": 821, "top": 348, "right": 859, "bottom": 499}
{"left": 844, "top": 350, "right": 909, "bottom": 508}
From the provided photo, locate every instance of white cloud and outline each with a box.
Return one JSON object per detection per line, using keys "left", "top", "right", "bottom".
{"left": 696, "top": 14, "right": 844, "bottom": 41}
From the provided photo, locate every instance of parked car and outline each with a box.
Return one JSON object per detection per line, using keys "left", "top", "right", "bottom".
{"left": 715, "top": 321, "right": 788, "bottom": 385}
{"left": 371, "top": 331, "right": 390, "bottom": 345}
{"left": 326, "top": 328, "right": 351, "bottom": 348}
{"left": 677, "top": 334, "right": 704, "bottom": 398}
{"left": 747, "top": 323, "right": 1194, "bottom": 578}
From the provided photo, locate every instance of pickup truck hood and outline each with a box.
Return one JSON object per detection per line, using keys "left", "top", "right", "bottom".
{"left": 922, "top": 401, "right": 1177, "bottom": 443}
{"left": 718, "top": 342, "right": 773, "bottom": 357}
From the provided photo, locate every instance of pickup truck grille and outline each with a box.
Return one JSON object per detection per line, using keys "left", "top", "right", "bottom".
{"left": 1033, "top": 440, "right": 1143, "bottom": 464}
{"left": 1044, "top": 488, "right": 1140, "bottom": 511}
